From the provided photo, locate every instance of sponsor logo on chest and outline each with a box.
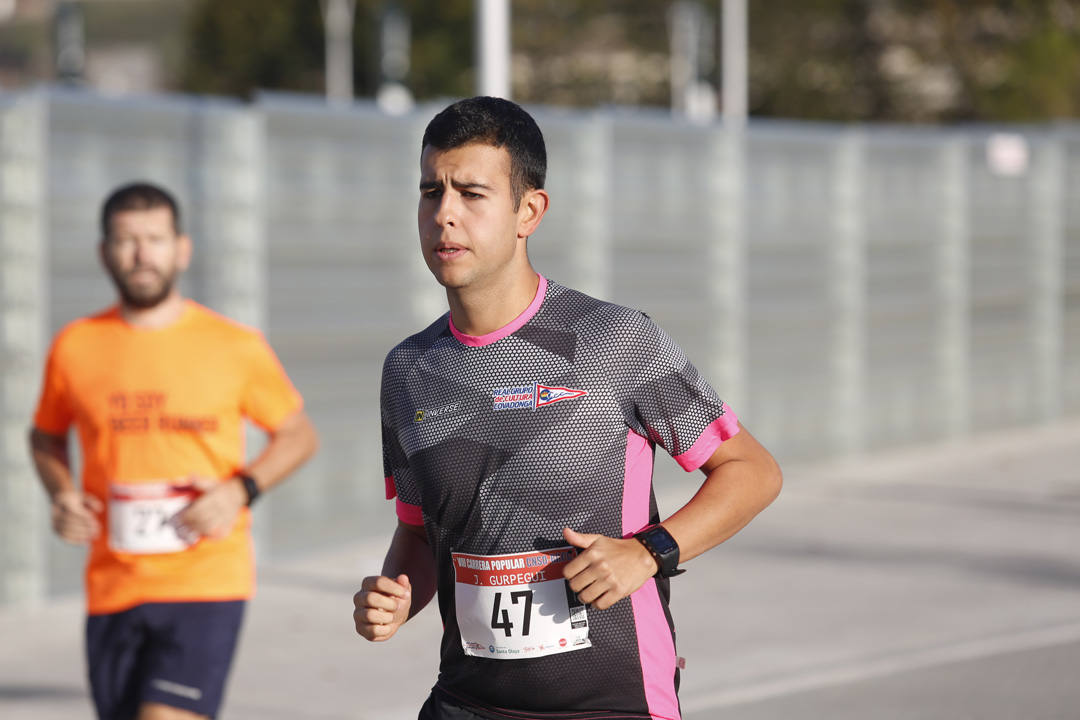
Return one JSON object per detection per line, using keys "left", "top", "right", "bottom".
{"left": 413, "top": 403, "right": 460, "bottom": 423}
{"left": 491, "top": 382, "right": 588, "bottom": 412}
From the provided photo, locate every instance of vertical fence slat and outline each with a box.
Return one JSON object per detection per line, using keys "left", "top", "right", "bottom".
{"left": 831, "top": 130, "right": 866, "bottom": 454}
{"left": 707, "top": 124, "right": 747, "bottom": 411}
{"left": 1030, "top": 133, "right": 1065, "bottom": 423}
{"left": 568, "top": 114, "right": 613, "bottom": 300}
{"left": 939, "top": 136, "right": 971, "bottom": 437}
{"left": 0, "top": 92, "right": 49, "bottom": 608}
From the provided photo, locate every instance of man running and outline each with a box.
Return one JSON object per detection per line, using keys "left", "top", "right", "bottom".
{"left": 353, "top": 97, "right": 781, "bottom": 720}
{"left": 30, "top": 182, "right": 318, "bottom": 720}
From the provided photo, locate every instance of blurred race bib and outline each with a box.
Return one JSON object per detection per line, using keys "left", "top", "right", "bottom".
{"left": 108, "top": 481, "right": 198, "bottom": 554}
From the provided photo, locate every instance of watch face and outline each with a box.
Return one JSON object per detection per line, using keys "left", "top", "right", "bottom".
{"left": 644, "top": 527, "right": 678, "bottom": 555}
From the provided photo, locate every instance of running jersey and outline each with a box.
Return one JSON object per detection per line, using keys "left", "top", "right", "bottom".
{"left": 381, "top": 276, "right": 739, "bottom": 720}
{"left": 33, "top": 300, "right": 303, "bottom": 614}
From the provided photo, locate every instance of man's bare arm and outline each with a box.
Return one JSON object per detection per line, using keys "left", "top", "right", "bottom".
{"left": 29, "top": 428, "right": 72, "bottom": 499}
{"left": 243, "top": 409, "right": 320, "bottom": 493}
{"left": 354, "top": 520, "right": 438, "bottom": 641}
{"left": 29, "top": 427, "right": 103, "bottom": 544}
{"left": 180, "top": 409, "right": 319, "bottom": 538}
{"left": 564, "top": 423, "right": 782, "bottom": 609}
{"left": 661, "top": 423, "right": 783, "bottom": 562}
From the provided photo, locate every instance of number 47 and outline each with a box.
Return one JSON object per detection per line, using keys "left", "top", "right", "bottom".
{"left": 490, "top": 590, "right": 533, "bottom": 637}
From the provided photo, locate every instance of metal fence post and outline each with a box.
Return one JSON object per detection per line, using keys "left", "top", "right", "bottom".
{"left": 939, "top": 136, "right": 971, "bottom": 437}
{"left": 831, "top": 129, "right": 866, "bottom": 455}
{"left": 568, "top": 114, "right": 612, "bottom": 301}
{"left": 706, "top": 121, "right": 746, "bottom": 410}
{"left": 1030, "top": 132, "right": 1065, "bottom": 422}
{"left": 0, "top": 92, "right": 49, "bottom": 608}
{"left": 188, "top": 103, "right": 272, "bottom": 556}
{"left": 190, "top": 103, "right": 266, "bottom": 330}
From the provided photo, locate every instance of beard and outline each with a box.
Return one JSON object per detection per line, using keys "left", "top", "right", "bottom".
{"left": 107, "top": 265, "right": 178, "bottom": 309}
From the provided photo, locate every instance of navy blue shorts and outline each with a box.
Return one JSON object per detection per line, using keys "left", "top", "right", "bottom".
{"left": 85, "top": 600, "right": 245, "bottom": 720}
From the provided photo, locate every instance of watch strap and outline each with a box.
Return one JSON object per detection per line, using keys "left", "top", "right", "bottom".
{"left": 634, "top": 524, "right": 684, "bottom": 578}
{"left": 236, "top": 472, "right": 260, "bottom": 507}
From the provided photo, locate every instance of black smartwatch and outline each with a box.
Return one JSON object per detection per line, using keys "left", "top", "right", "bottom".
{"left": 235, "top": 472, "right": 260, "bottom": 507}
{"left": 633, "top": 524, "right": 685, "bottom": 578}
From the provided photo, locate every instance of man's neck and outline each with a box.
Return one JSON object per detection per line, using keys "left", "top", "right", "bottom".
{"left": 119, "top": 292, "right": 187, "bottom": 329}
{"left": 447, "top": 268, "right": 539, "bottom": 337}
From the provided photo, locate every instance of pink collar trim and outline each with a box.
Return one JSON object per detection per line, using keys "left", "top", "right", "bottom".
{"left": 449, "top": 275, "right": 547, "bottom": 348}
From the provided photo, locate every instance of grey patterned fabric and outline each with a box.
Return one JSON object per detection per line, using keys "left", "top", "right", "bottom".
{"left": 380, "top": 278, "right": 733, "bottom": 719}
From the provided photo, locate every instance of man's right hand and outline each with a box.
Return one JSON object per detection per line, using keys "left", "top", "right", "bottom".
{"left": 50, "top": 491, "right": 103, "bottom": 544}
{"left": 353, "top": 574, "right": 412, "bottom": 642}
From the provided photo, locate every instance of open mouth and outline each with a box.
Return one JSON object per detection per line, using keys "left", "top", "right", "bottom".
{"left": 436, "top": 246, "right": 464, "bottom": 260}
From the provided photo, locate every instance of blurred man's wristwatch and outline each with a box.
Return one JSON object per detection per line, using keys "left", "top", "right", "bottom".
{"left": 235, "top": 472, "right": 260, "bottom": 507}
{"left": 633, "top": 524, "right": 685, "bottom": 578}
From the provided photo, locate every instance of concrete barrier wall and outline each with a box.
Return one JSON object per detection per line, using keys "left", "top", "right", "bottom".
{"left": 2, "top": 88, "right": 1077, "bottom": 606}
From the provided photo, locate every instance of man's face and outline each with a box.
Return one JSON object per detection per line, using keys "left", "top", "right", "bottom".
{"left": 100, "top": 206, "right": 190, "bottom": 309}
{"left": 418, "top": 142, "right": 527, "bottom": 291}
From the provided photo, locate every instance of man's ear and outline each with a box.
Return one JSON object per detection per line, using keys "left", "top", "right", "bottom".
{"left": 517, "top": 188, "right": 550, "bottom": 239}
{"left": 176, "top": 233, "right": 193, "bottom": 271}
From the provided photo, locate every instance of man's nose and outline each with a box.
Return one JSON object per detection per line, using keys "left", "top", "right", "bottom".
{"left": 435, "top": 193, "right": 457, "bottom": 227}
{"left": 131, "top": 238, "right": 154, "bottom": 264}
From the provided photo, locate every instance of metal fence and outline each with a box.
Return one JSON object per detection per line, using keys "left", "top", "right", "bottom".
{"left": 2, "top": 87, "right": 1078, "bottom": 607}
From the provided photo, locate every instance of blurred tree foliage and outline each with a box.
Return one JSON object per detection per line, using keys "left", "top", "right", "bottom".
{"left": 405, "top": 0, "right": 475, "bottom": 98}
{"left": 179, "top": 0, "right": 474, "bottom": 100}
{"left": 178, "top": 0, "right": 1080, "bottom": 122}
{"left": 511, "top": 1, "right": 674, "bottom": 107}
{"left": 180, "top": 0, "right": 327, "bottom": 97}
{"left": 749, "top": 0, "right": 1080, "bottom": 122}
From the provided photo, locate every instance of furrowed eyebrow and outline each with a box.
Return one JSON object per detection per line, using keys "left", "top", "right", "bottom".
{"left": 451, "top": 179, "right": 494, "bottom": 189}
{"left": 451, "top": 180, "right": 494, "bottom": 192}
{"left": 418, "top": 178, "right": 495, "bottom": 193}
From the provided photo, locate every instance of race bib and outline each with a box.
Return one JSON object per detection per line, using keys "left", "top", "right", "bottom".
{"left": 453, "top": 547, "right": 591, "bottom": 660}
{"left": 108, "top": 481, "right": 198, "bottom": 554}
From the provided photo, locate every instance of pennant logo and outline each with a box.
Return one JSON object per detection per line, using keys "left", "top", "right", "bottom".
{"left": 535, "top": 384, "right": 588, "bottom": 408}
{"left": 492, "top": 383, "right": 588, "bottom": 411}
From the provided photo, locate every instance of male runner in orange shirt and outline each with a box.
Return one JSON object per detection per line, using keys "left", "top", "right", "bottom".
{"left": 29, "top": 181, "right": 319, "bottom": 720}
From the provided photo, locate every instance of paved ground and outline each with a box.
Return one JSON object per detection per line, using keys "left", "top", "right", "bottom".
{"left": 3, "top": 418, "right": 1079, "bottom": 719}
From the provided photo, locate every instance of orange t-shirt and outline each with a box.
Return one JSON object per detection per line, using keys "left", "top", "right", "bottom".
{"left": 33, "top": 301, "right": 303, "bottom": 615}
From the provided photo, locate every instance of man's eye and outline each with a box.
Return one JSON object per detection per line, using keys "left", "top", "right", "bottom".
{"left": 462, "top": 191, "right": 482, "bottom": 199}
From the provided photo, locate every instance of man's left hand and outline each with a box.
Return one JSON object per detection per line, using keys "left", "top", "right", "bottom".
{"left": 562, "top": 527, "right": 659, "bottom": 610}
{"left": 177, "top": 476, "right": 247, "bottom": 540}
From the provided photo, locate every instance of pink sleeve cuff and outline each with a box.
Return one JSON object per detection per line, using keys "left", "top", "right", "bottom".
{"left": 387, "top": 475, "right": 423, "bottom": 525}
{"left": 396, "top": 498, "right": 424, "bottom": 526}
{"left": 672, "top": 406, "right": 740, "bottom": 471}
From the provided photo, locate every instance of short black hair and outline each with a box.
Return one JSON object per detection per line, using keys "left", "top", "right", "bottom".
{"left": 421, "top": 96, "right": 546, "bottom": 209}
{"left": 101, "top": 181, "right": 181, "bottom": 237}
